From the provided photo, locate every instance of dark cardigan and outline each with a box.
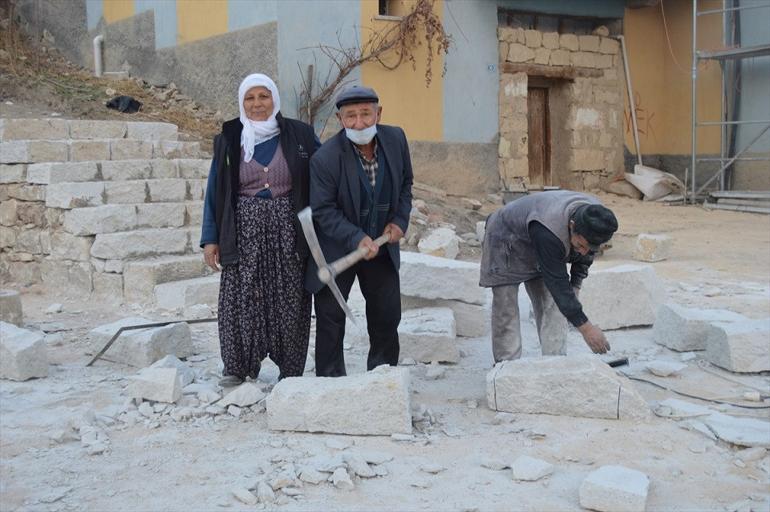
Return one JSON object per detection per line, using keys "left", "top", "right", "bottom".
{"left": 212, "top": 113, "right": 318, "bottom": 265}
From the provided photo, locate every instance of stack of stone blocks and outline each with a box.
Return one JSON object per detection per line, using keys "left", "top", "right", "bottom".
{"left": 0, "top": 118, "right": 212, "bottom": 303}
{"left": 497, "top": 26, "right": 624, "bottom": 191}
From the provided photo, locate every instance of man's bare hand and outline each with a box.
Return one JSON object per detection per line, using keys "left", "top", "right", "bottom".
{"left": 383, "top": 223, "right": 404, "bottom": 244}
{"left": 358, "top": 236, "right": 379, "bottom": 260}
{"left": 203, "top": 244, "right": 221, "bottom": 272}
{"left": 577, "top": 321, "right": 610, "bottom": 354}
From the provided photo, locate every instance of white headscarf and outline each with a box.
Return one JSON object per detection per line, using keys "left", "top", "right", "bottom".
{"left": 238, "top": 73, "right": 281, "bottom": 163}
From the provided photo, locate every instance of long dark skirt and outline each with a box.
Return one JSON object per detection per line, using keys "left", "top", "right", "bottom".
{"left": 218, "top": 195, "right": 311, "bottom": 379}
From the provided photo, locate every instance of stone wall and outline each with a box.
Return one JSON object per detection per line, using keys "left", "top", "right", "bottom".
{"left": 497, "top": 27, "right": 625, "bottom": 192}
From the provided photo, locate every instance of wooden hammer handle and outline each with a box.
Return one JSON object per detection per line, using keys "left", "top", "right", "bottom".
{"left": 329, "top": 233, "right": 390, "bottom": 276}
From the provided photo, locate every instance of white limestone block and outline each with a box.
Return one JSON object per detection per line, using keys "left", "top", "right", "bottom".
{"left": 27, "top": 162, "right": 99, "bottom": 184}
{"left": 645, "top": 360, "right": 686, "bottom": 377}
{"left": 580, "top": 264, "right": 665, "bottom": 330}
{"left": 401, "top": 295, "right": 488, "bottom": 337}
{"left": 486, "top": 355, "right": 649, "bottom": 421}
{"left": 177, "top": 159, "right": 210, "bottom": 179}
{"left": 511, "top": 455, "right": 554, "bottom": 481}
{"left": 90, "top": 228, "right": 188, "bottom": 260}
{"left": 135, "top": 203, "right": 185, "bottom": 229}
{"left": 150, "top": 355, "right": 195, "bottom": 387}
{"left": 147, "top": 179, "right": 187, "bottom": 202}
{"left": 154, "top": 275, "right": 219, "bottom": 310}
{"left": 63, "top": 205, "right": 137, "bottom": 235}
{"left": 398, "top": 307, "right": 459, "bottom": 363}
{"left": 0, "top": 141, "right": 29, "bottom": 163}
{"left": 0, "top": 164, "right": 26, "bottom": 183}
{"left": 126, "top": 122, "right": 178, "bottom": 141}
{"left": 104, "top": 180, "right": 147, "bottom": 203}
{"left": 400, "top": 251, "right": 488, "bottom": 306}
{"left": 123, "top": 255, "right": 211, "bottom": 303}
{"left": 0, "top": 118, "right": 69, "bottom": 140}
{"left": 45, "top": 182, "right": 104, "bottom": 209}
{"left": 476, "top": 220, "right": 486, "bottom": 242}
{"left": 127, "top": 367, "right": 182, "bottom": 403}
{"left": 633, "top": 233, "right": 672, "bottom": 262}
{"left": 653, "top": 303, "right": 747, "bottom": 352}
{"left": 100, "top": 160, "right": 153, "bottom": 181}
{"left": 266, "top": 366, "right": 412, "bottom": 435}
{"left": 110, "top": 140, "right": 153, "bottom": 160}
{"left": 70, "top": 140, "right": 110, "bottom": 162}
{"left": 0, "top": 289, "right": 23, "bottom": 326}
{"left": 0, "top": 321, "right": 48, "bottom": 380}
{"left": 89, "top": 318, "right": 193, "bottom": 367}
{"left": 417, "top": 227, "right": 460, "bottom": 259}
{"left": 702, "top": 413, "right": 770, "bottom": 448}
{"left": 219, "top": 382, "right": 266, "bottom": 407}
{"left": 579, "top": 465, "right": 650, "bottom": 512}
{"left": 705, "top": 319, "right": 770, "bottom": 373}
{"left": 68, "top": 120, "right": 126, "bottom": 139}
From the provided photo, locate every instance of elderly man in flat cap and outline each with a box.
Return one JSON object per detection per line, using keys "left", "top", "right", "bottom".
{"left": 480, "top": 190, "right": 619, "bottom": 361}
{"left": 307, "top": 85, "right": 413, "bottom": 377}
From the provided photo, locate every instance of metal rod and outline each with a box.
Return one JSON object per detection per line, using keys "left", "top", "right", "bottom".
{"left": 617, "top": 35, "right": 642, "bottom": 168}
{"left": 86, "top": 317, "right": 218, "bottom": 367}
{"left": 697, "top": 3, "right": 770, "bottom": 16}
{"left": 691, "top": 0, "right": 698, "bottom": 203}
{"left": 698, "top": 120, "right": 770, "bottom": 126}
{"left": 696, "top": 124, "right": 770, "bottom": 196}
{"left": 720, "top": 0, "right": 727, "bottom": 191}
{"left": 698, "top": 157, "right": 770, "bottom": 162}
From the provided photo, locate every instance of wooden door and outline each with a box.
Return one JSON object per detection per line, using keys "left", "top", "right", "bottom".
{"left": 527, "top": 87, "right": 551, "bottom": 187}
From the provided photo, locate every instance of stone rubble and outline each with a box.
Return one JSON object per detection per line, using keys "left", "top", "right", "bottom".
{"left": 0, "top": 290, "right": 23, "bottom": 325}
{"left": 633, "top": 233, "right": 672, "bottom": 262}
{"left": 219, "top": 382, "right": 266, "bottom": 408}
{"left": 417, "top": 226, "right": 460, "bottom": 259}
{"left": 645, "top": 360, "right": 687, "bottom": 377}
{"left": 511, "top": 455, "right": 554, "bottom": 481}
{"left": 126, "top": 367, "right": 182, "bottom": 403}
{"left": 0, "top": 321, "right": 48, "bottom": 381}
{"left": 398, "top": 307, "right": 460, "bottom": 364}
{"left": 150, "top": 355, "right": 196, "bottom": 387}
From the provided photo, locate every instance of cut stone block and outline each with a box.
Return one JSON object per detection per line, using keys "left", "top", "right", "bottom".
{"left": 150, "top": 159, "right": 178, "bottom": 179}
{"left": 68, "top": 120, "right": 126, "bottom": 139}
{"left": 135, "top": 203, "right": 185, "bottom": 229}
{"left": 63, "top": 205, "right": 137, "bottom": 235}
{"left": 104, "top": 180, "right": 148, "bottom": 204}
{"left": 123, "top": 255, "right": 211, "bottom": 303}
{"left": 154, "top": 140, "right": 203, "bottom": 159}
{"left": 579, "top": 465, "right": 649, "bottom": 512}
{"left": 705, "top": 319, "right": 770, "bottom": 373}
{"left": 511, "top": 455, "right": 554, "bottom": 481}
{"left": 28, "top": 140, "right": 69, "bottom": 162}
{"left": 150, "top": 355, "right": 195, "bottom": 387}
{"left": 110, "top": 140, "right": 154, "bottom": 160}
{"left": 486, "top": 354, "right": 649, "bottom": 421}
{"left": 580, "top": 264, "right": 665, "bottom": 330}
{"left": 70, "top": 140, "right": 110, "bottom": 162}
{"left": 90, "top": 228, "right": 189, "bottom": 259}
{"left": 418, "top": 227, "right": 460, "bottom": 259}
{"left": 401, "top": 297, "right": 488, "bottom": 338}
{"left": 177, "top": 159, "right": 210, "bottom": 179}
{"left": 101, "top": 160, "right": 153, "bottom": 181}
{"left": 40, "top": 260, "right": 93, "bottom": 294}
{"left": 187, "top": 179, "right": 207, "bottom": 201}
{"left": 398, "top": 307, "right": 459, "bottom": 363}
{"left": 45, "top": 182, "right": 104, "bottom": 209}
{"left": 219, "top": 382, "right": 266, "bottom": 407}
{"left": 633, "top": 233, "right": 672, "bottom": 262}
{"left": 0, "top": 141, "right": 30, "bottom": 163}
{"left": 127, "top": 367, "right": 182, "bottom": 403}
{"left": 49, "top": 232, "right": 93, "bottom": 261}
{"left": 0, "top": 290, "right": 23, "bottom": 326}
{"left": 126, "top": 122, "right": 178, "bottom": 141}
{"left": 186, "top": 201, "right": 204, "bottom": 226}
{"left": 0, "top": 164, "right": 26, "bottom": 183}
{"left": 645, "top": 360, "right": 686, "bottom": 377}
{"left": 0, "top": 321, "right": 48, "bottom": 381}
{"left": 266, "top": 366, "right": 412, "bottom": 435}
{"left": 400, "top": 251, "right": 488, "bottom": 306}
{"left": 653, "top": 303, "right": 747, "bottom": 352}
{"left": 702, "top": 413, "right": 770, "bottom": 448}
{"left": 147, "top": 179, "right": 187, "bottom": 202}
{"left": 27, "top": 162, "right": 99, "bottom": 184}
{"left": 89, "top": 318, "right": 193, "bottom": 367}
{"left": 93, "top": 272, "right": 123, "bottom": 300}
{"left": 0, "top": 118, "right": 69, "bottom": 140}
{"left": 154, "top": 275, "right": 219, "bottom": 310}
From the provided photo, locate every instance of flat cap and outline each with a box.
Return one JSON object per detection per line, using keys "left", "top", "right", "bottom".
{"left": 335, "top": 85, "right": 379, "bottom": 109}
{"left": 572, "top": 204, "right": 618, "bottom": 250}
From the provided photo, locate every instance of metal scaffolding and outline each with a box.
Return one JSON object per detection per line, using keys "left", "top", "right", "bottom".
{"left": 690, "top": 0, "right": 770, "bottom": 203}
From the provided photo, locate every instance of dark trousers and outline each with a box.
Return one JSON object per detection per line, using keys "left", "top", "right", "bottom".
{"left": 314, "top": 251, "right": 401, "bottom": 377}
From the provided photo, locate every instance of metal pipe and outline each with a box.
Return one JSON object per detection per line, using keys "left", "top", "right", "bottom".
{"left": 695, "top": 123, "right": 770, "bottom": 196}
{"left": 691, "top": 0, "right": 698, "bottom": 202}
{"left": 698, "top": 157, "right": 770, "bottom": 162}
{"left": 93, "top": 34, "right": 104, "bottom": 78}
{"left": 616, "top": 35, "right": 642, "bottom": 168}
{"left": 697, "top": 3, "right": 770, "bottom": 16}
{"left": 698, "top": 120, "right": 770, "bottom": 126}
{"left": 720, "top": 0, "right": 727, "bottom": 191}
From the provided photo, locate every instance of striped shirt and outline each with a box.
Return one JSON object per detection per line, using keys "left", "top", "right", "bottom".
{"left": 352, "top": 139, "right": 378, "bottom": 188}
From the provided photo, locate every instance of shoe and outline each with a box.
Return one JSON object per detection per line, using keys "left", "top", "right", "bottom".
{"left": 218, "top": 375, "right": 243, "bottom": 388}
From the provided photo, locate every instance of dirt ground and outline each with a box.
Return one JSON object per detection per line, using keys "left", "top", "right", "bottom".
{"left": 2, "top": 15, "right": 770, "bottom": 512}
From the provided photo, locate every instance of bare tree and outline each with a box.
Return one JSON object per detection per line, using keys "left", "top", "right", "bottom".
{"left": 297, "top": 0, "right": 451, "bottom": 126}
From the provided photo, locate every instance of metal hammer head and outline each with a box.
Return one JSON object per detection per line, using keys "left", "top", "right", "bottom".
{"left": 297, "top": 207, "right": 358, "bottom": 327}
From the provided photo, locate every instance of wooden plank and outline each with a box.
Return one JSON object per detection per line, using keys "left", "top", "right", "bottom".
{"left": 717, "top": 198, "right": 770, "bottom": 208}
{"left": 527, "top": 87, "right": 550, "bottom": 187}
{"left": 501, "top": 62, "right": 603, "bottom": 79}
{"left": 710, "top": 191, "right": 770, "bottom": 200}
{"left": 705, "top": 203, "right": 770, "bottom": 214}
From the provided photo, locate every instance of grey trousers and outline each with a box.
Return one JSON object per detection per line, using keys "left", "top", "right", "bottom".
{"left": 491, "top": 278, "right": 568, "bottom": 362}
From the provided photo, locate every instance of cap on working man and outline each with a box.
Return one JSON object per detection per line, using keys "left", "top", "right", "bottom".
{"left": 335, "top": 86, "right": 379, "bottom": 109}
{"left": 572, "top": 204, "right": 618, "bottom": 250}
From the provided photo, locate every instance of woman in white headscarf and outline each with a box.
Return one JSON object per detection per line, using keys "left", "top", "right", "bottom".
{"left": 200, "top": 73, "right": 319, "bottom": 386}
